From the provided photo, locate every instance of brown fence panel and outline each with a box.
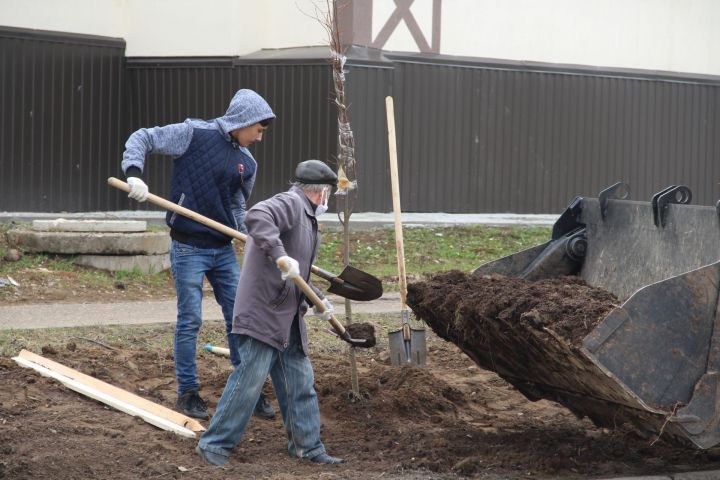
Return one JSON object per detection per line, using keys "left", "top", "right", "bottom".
{"left": 0, "top": 26, "right": 125, "bottom": 211}
{"left": 388, "top": 54, "right": 720, "bottom": 213}
{"left": 2, "top": 32, "right": 720, "bottom": 214}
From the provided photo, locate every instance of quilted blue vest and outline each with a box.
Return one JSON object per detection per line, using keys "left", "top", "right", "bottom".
{"left": 166, "top": 128, "right": 255, "bottom": 248}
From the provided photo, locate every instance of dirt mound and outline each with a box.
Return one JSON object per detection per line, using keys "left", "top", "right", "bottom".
{"left": 320, "top": 362, "right": 466, "bottom": 420}
{"left": 406, "top": 271, "right": 679, "bottom": 439}
{"left": 407, "top": 270, "right": 618, "bottom": 346}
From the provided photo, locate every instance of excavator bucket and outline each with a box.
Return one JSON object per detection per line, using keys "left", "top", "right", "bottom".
{"left": 466, "top": 183, "right": 720, "bottom": 448}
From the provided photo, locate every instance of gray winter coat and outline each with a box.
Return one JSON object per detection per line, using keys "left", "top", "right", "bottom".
{"left": 231, "top": 185, "right": 325, "bottom": 354}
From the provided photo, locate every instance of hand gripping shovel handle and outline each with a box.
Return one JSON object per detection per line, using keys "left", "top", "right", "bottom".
{"left": 108, "top": 177, "right": 369, "bottom": 347}
{"left": 275, "top": 259, "right": 368, "bottom": 347}
{"left": 109, "top": 177, "right": 250, "bottom": 242}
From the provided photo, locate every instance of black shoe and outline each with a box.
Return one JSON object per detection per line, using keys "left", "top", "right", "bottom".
{"left": 309, "top": 453, "right": 345, "bottom": 465}
{"left": 176, "top": 390, "right": 209, "bottom": 420}
{"left": 253, "top": 394, "right": 275, "bottom": 420}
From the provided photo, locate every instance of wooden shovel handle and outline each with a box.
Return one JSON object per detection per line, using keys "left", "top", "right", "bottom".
{"left": 108, "top": 177, "right": 248, "bottom": 243}
{"left": 110, "top": 177, "right": 326, "bottom": 277}
{"left": 385, "top": 96, "right": 408, "bottom": 309}
{"left": 108, "top": 177, "right": 347, "bottom": 336}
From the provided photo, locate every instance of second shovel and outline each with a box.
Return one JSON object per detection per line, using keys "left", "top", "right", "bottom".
{"left": 385, "top": 96, "right": 426, "bottom": 367}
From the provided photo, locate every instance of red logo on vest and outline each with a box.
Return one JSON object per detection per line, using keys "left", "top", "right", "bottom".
{"left": 237, "top": 164, "right": 244, "bottom": 175}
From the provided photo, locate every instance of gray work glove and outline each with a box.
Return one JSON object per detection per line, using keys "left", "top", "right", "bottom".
{"left": 313, "top": 298, "right": 334, "bottom": 321}
{"left": 276, "top": 255, "right": 300, "bottom": 281}
{"left": 127, "top": 177, "right": 149, "bottom": 202}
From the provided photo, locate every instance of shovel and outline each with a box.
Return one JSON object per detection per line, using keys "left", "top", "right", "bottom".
{"left": 384, "top": 96, "right": 426, "bottom": 366}
{"left": 276, "top": 257, "right": 375, "bottom": 348}
{"left": 108, "top": 177, "right": 376, "bottom": 348}
{"left": 107, "top": 177, "right": 382, "bottom": 301}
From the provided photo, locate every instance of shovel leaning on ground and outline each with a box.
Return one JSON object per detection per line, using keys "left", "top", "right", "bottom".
{"left": 107, "top": 177, "right": 381, "bottom": 301}
{"left": 107, "top": 177, "right": 376, "bottom": 348}
{"left": 384, "top": 96, "right": 426, "bottom": 366}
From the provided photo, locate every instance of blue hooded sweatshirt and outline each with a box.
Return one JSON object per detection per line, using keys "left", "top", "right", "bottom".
{"left": 121, "top": 89, "right": 275, "bottom": 246}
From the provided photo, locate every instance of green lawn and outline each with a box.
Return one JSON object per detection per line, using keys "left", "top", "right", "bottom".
{"left": 0, "top": 224, "right": 551, "bottom": 298}
{"left": 316, "top": 225, "right": 550, "bottom": 285}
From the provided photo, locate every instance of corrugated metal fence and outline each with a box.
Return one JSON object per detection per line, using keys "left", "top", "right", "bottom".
{"left": 2, "top": 26, "right": 720, "bottom": 214}
{"left": 388, "top": 56, "right": 720, "bottom": 212}
{"left": 0, "top": 26, "right": 126, "bottom": 212}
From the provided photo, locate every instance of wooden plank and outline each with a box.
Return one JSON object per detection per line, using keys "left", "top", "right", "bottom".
{"left": 13, "top": 349, "right": 204, "bottom": 433}
{"left": 13, "top": 356, "right": 197, "bottom": 438}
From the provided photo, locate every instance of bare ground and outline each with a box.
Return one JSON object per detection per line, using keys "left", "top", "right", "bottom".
{"left": 3, "top": 332, "right": 720, "bottom": 479}
{"left": 3, "top": 267, "right": 720, "bottom": 479}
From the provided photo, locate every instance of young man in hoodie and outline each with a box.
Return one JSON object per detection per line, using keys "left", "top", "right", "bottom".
{"left": 120, "top": 89, "right": 277, "bottom": 421}
{"left": 195, "top": 160, "right": 344, "bottom": 467}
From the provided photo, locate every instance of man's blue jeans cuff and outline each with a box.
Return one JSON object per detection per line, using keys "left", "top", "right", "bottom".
{"left": 197, "top": 442, "right": 231, "bottom": 459}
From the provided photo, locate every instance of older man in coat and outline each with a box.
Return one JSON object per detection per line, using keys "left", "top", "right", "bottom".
{"left": 196, "top": 160, "right": 344, "bottom": 467}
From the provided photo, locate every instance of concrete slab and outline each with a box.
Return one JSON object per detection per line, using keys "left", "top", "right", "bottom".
{"left": 7, "top": 229, "right": 170, "bottom": 255}
{"left": 32, "top": 219, "right": 147, "bottom": 232}
{"left": 74, "top": 254, "right": 170, "bottom": 274}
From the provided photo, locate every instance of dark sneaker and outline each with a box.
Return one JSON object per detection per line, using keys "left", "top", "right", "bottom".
{"left": 253, "top": 394, "right": 275, "bottom": 420}
{"left": 176, "top": 390, "right": 209, "bottom": 420}
{"left": 309, "top": 453, "right": 345, "bottom": 465}
{"left": 195, "top": 445, "right": 228, "bottom": 467}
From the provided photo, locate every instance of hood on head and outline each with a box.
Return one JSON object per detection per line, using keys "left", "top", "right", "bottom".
{"left": 216, "top": 89, "right": 275, "bottom": 134}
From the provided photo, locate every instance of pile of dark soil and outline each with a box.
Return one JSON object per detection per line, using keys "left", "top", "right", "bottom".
{"left": 406, "top": 271, "right": 685, "bottom": 439}
{"left": 407, "top": 270, "right": 618, "bottom": 347}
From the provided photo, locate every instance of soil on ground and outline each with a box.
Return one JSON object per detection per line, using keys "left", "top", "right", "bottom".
{"left": 3, "top": 270, "right": 720, "bottom": 479}
{"left": 4, "top": 340, "right": 720, "bottom": 478}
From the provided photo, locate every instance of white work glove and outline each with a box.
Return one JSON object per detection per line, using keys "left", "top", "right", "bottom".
{"left": 314, "top": 298, "right": 334, "bottom": 322}
{"left": 276, "top": 255, "right": 300, "bottom": 281}
{"left": 126, "top": 177, "right": 149, "bottom": 202}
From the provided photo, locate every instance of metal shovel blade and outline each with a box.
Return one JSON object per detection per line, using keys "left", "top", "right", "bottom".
{"left": 321, "top": 265, "right": 383, "bottom": 301}
{"left": 389, "top": 322, "right": 427, "bottom": 367}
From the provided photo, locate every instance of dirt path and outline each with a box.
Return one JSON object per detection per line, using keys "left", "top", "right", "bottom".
{"left": 0, "top": 292, "right": 402, "bottom": 329}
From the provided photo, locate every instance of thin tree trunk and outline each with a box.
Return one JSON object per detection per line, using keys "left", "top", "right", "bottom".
{"left": 316, "top": 0, "right": 361, "bottom": 399}
{"left": 343, "top": 194, "right": 359, "bottom": 396}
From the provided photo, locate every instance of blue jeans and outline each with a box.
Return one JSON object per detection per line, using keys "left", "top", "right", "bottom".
{"left": 170, "top": 240, "right": 240, "bottom": 395}
{"left": 198, "top": 319, "right": 325, "bottom": 460}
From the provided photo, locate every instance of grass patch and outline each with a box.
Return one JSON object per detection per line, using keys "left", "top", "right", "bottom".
{"left": 0, "top": 252, "right": 77, "bottom": 275}
{"left": 317, "top": 225, "right": 550, "bottom": 285}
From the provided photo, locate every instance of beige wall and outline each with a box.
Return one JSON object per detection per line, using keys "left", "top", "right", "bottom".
{"left": 440, "top": 0, "right": 720, "bottom": 75}
{"left": 1, "top": 0, "right": 718, "bottom": 75}
{"left": 0, "top": 0, "right": 328, "bottom": 56}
